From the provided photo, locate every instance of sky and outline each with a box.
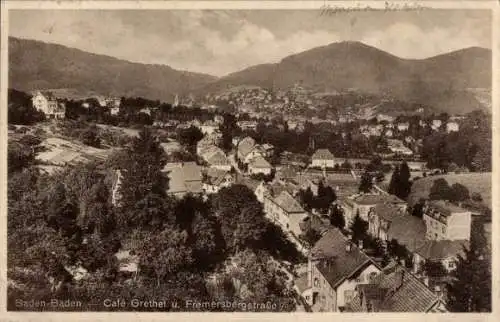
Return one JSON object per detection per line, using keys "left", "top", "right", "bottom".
{"left": 9, "top": 9, "right": 492, "bottom": 77}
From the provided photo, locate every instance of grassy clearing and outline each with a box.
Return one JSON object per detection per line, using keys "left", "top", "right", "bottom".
{"left": 408, "top": 172, "right": 492, "bottom": 208}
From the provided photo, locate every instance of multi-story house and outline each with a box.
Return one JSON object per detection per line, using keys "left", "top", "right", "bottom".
{"left": 347, "top": 262, "right": 446, "bottom": 312}
{"left": 431, "top": 119, "right": 442, "bottom": 131}
{"left": 306, "top": 229, "right": 381, "bottom": 312}
{"left": 397, "top": 122, "right": 410, "bottom": 132}
{"left": 31, "top": 91, "right": 66, "bottom": 119}
{"left": 248, "top": 155, "right": 273, "bottom": 175}
{"left": 340, "top": 194, "right": 407, "bottom": 226}
{"left": 422, "top": 200, "right": 472, "bottom": 241}
{"left": 413, "top": 239, "right": 469, "bottom": 274}
{"left": 202, "top": 168, "right": 234, "bottom": 194}
{"left": 367, "top": 203, "right": 405, "bottom": 241}
{"left": 264, "top": 190, "right": 308, "bottom": 237}
{"left": 311, "top": 149, "right": 335, "bottom": 169}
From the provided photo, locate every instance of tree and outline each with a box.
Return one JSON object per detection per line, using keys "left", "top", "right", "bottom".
{"left": 349, "top": 211, "right": 368, "bottom": 242}
{"left": 177, "top": 125, "right": 204, "bottom": 153}
{"left": 411, "top": 200, "right": 425, "bottom": 218}
{"left": 446, "top": 244, "right": 491, "bottom": 312}
{"left": 79, "top": 125, "right": 101, "bottom": 147}
{"left": 301, "top": 228, "right": 322, "bottom": 247}
{"left": 398, "top": 162, "right": 412, "bottom": 200}
{"left": 429, "top": 178, "right": 452, "bottom": 200}
{"left": 449, "top": 183, "right": 470, "bottom": 203}
{"left": 423, "top": 260, "right": 447, "bottom": 279}
{"left": 8, "top": 142, "right": 35, "bottom": 174}
{"left": 297, "top": 187, "right": 314, "bottom": 212}
{"left": 212, "top": 185, "right": 267, "bottom": 253}
{"left": 138, "top": 228, "right": 194, "bottom": 287}
{"left": 315, "top": 181, "right": 337, "bottom": 214}
{"left": 358, "top": 172, "right": 373, "bottom": 193}
{"left": 330, "top": 204, "right": 345, "bottom": 229}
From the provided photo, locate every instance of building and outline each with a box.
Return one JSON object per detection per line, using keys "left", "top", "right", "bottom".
{"left": 203, "top": 168, "right": 234, "bottom": 194}
{"left": 413, "top": 239, "right": 469, "bottom": 274}
{"left": 386, "top": 215, "right": 427, "bottom": 253}
{"left": 422, "top": 200, "right": 472, "bottom": 241}
{"left": 237, "top": 137, "right": 265, "bottom": 164}
{"left": 200, "top": 120, "right": 219, "bottom": 135}
{"left": 31, "top": 91, "right": 66, "bottom": 119}
{"left": 159, "top": 140, "right": 182, "bottom": 155}
{"left": 248, "top": 155, "right": 273, "bottom": 175}
{"left": 204, "top": 148, "right": 232, "bottom": 172}
{"left": 367, "top": 203, "right": 405, "bottom": 241}
{"left": 307, "top": 229, "right": 381, "bottom": 312}
{"left": 397, "top": 122, "right": 410, "bottom": 131}
{"left": 162, "top": 162, "right": 203, "bottom": 198}
{"left": 264, "top": 190, "right": 308, "bottom": 237}
{"left": 347, "top": 262, "right": 446, "bottom": 312}
{"left": 387, "top": 139, "right": 413, "bottom": 156}
{"left": 431, "top": 119, "right": 442, "bottom": 131}
{"left": 340, "top": 194, "right": 407, "bottom": 226}
{"left": 237, "top": 120, "right": 258, "bottom": 131}
{"left": 311, "top": 149, "right": 335, "bottom": 169}
{"left": 111, "top": 169, "right": 124, "bottom": 207}
{"left": 446, "top": 121, "right": 459, "bottom": 133}
{"left": 376, "top": 114, "right": 395, "bottom": 123}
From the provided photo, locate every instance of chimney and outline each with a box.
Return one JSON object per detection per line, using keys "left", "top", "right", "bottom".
{"left": 358, "top": 240, "right": 364, "bottom": 250}
{"left": 434, "top": 285, "right": 442, "bottom": 298}
{"left": 346, "top": 242, "right": 352, "bottom": 252}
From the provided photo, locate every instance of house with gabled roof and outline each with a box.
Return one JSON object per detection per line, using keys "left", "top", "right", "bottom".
{"left": 311, "top": 149, "right": 335, "bottom": 169}
{"left": 203, "top": 168, "right": 234, "bottom": 194}
{"left": 413, "top": 239, "right": 469, "bottom": 274}
{"left": 162, "top": 162, "right": 203, "bottom": 198}
{"left": 367, "top": 203, "right": 406, "bottom": 241}
{"left": 340, "top": 193, "right": 407, "bottom": 226}
{"left": 264, "top": 190, "right": 308, "bottom": 237}
{"left": 346, "top": 261, "right": 446, "bottom": 312}
{"left": 306, "top": 229, "right": 381, "bottom": 312}
{"left": 248, "top": 155, "right": 273, "bottom": 175}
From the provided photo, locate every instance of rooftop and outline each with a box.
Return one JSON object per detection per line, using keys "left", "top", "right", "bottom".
{"left": 387, "top": 216, "right": 427, "bottom": 252}
{"left": 249, "top": 155, "right": 272, "bottom": 168}
{"left": 274, "top": 190, "right": 305, "bottom": 214}
{"left": 347, "top": 263, "right": 440, "bottom": 312}
{"left": 372, "top": 203, "right": 404, "bottom": 222}
{"left": 311, "top": 149, "right": 334, "bottom": 160}
{"left": 415, "top": 239, "right": 469, "bottom": 261}
{"left": 427, "top": 200, "right": 470, "bottom": 216}
{"left": 311, "top": 229, "right": 374, "bottom": 289}
{"left": 354, "top": 193, "right": 405, "bottom": 206}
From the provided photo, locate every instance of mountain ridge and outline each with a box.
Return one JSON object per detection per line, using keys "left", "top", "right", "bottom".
{"left": 9, "top": 37, "right": 491, "bottom": 114}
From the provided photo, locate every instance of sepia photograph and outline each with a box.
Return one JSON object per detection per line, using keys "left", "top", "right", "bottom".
{"left": 2, "top": 1, "right": 495, "bottom": 314}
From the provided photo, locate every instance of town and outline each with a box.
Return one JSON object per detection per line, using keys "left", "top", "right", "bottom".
{"left": 7, "top": 83, "right": 492, "bottom": 312}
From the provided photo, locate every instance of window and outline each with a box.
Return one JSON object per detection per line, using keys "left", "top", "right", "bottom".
{"left": 314, "top": 278, "right": 319, "bottom": 287}
{"left": 369, "top": 272, "right": 378, "bottom": 282}
{"left": 344, "top": 290, "right": 354, "bottom": 304}
{"left": 442, "top": 226, "right": 446, "bottom": 234}
{"left": 366, "top": 302, "right": 373, "bottom": 312}
{"left": 448, "top": 261, "right": 456, "bottom": 270}
{"left": 305, "top": 296, "right": 310, "bottom": 301}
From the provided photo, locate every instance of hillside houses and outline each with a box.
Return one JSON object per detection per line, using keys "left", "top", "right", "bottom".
{"left": 201, "top": 120, "right": 220, "bottom": 135}
{"left": 31, "top": 91, "right": 66, "bottom": 119}
{"left": 446, "top": 121, "right": 459, "bottom": 133}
